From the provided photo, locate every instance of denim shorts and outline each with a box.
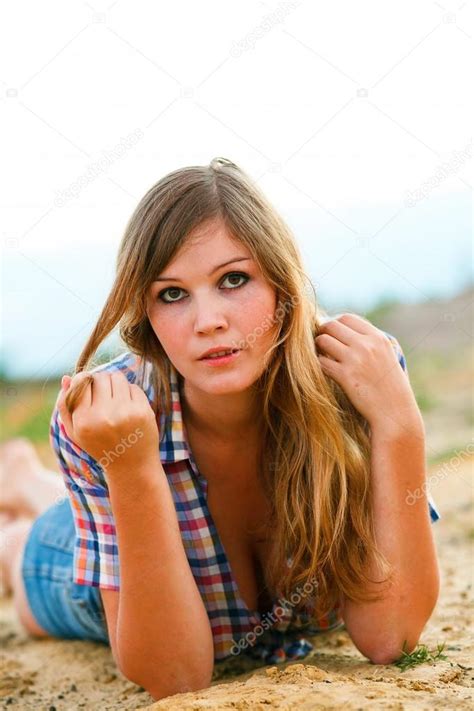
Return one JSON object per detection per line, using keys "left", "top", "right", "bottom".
{"left": 21, "top": 496, "right": 110, "bottom": 644}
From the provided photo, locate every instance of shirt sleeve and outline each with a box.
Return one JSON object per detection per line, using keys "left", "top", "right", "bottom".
{"left": 382, "top": 330, "right": 441, "bottom": 525}
{"left": 49, "top": 401, "right": 120, "bottom": 589}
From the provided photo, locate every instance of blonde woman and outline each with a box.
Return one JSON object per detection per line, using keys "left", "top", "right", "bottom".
{"left": 0, "top": 158, "right": 440, "bottom": 701}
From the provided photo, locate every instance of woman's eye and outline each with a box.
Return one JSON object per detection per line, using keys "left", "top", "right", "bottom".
{"left": 157, "top": 272, "right": 249, "bottom": 304}
{"left": 220, "top": 272, "right": 248, "bottom": 289}
{"left": 159, "top": 286, "right": 184, "bottom": 304}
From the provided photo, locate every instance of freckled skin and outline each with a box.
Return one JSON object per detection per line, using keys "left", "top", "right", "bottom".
{"left": 145, "top": 219, "right": 278, "bottom": 397}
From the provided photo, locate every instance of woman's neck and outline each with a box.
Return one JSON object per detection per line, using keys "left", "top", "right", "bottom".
{"left": 180, "top": 377, "right": 264, "bottom": 445}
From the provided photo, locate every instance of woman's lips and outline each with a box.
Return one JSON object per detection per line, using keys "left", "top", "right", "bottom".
{"left": 199, "top": 349, "right": 241, "bottom": 366}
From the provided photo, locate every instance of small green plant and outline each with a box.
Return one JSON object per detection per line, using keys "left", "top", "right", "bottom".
{"left": 394, "top": 640, "right": 448, "bottom": 672}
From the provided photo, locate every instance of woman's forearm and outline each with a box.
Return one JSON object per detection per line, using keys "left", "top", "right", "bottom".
{"left": 106, "top": 456, "right": 214, "bottom": 697}
{"left": 341, "top": 417, "right": 440, "bottom": 664}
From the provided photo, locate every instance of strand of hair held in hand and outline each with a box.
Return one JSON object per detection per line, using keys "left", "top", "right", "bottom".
{"left": 64, "top": 373, "right": 94, "bottom": 414}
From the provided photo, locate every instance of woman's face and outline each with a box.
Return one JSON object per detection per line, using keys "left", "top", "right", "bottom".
{"left": 146, "top": 219, "right": 279, "bottom": 395}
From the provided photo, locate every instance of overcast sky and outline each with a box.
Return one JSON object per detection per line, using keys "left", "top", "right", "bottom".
{"left": 1, "top": 0, "right": 472, "bottom": 377}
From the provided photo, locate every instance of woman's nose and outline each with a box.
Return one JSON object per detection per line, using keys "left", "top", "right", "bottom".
{"left": 193, "top": 297, "right": 228, "bottom": 335}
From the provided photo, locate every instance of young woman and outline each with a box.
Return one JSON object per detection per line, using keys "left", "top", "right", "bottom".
{"left": 0, "top": 157, "right": 440, "bottom": 701}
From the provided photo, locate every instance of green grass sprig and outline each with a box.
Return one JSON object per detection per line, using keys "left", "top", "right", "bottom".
{"left": 394, "top": 640, "right": 448, "bottom": 672}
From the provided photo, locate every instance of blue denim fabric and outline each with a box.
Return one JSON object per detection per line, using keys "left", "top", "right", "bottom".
{"left": 21, "top": 497, "right": 110, "bottom": 643}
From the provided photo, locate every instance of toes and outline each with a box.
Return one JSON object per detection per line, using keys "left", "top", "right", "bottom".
{"left": 0, "top": 438, "right": 40, "bottom": 464}
{"left": 0, "top": 510, "right": 16, "bottom": 527}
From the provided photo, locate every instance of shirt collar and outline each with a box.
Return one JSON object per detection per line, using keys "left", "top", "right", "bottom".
{"left": 157, "top": 365, "right": 192, "bottom": 464}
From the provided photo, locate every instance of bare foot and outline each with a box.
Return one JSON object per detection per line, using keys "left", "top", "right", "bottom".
{"left": 0, "top": 515, "right": 34, "bottom": 596}
{"left": 0, "top": 510, "right": 15, "bottom": 527}
{"left": 0, "top": 439, "right": 46, "bottom": 518}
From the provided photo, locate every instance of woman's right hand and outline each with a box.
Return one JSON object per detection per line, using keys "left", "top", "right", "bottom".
{"left": 56, "top": 370, "right": 160, "bottom": 473}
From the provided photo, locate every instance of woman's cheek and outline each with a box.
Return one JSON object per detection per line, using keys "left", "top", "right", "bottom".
{"left": 237, "top": 285, "right": 277, "bottom": 335}
{"left": 148, "top": 307, "right": 185, "bottom": 353}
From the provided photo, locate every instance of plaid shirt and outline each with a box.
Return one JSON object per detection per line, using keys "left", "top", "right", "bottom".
{"left": 49, "top": 333, "right": 440, "bottom": 662}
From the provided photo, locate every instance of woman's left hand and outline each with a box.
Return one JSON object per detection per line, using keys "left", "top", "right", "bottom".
{"left": 315, "top": 313, "right": 422, "bottom": 432}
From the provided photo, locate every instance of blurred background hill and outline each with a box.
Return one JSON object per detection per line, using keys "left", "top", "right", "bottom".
{"left": 365, "top": 283, "right": 473, "bottom": 461}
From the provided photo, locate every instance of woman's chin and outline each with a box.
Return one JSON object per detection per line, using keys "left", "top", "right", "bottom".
{"left": 193, "top": 373, "right": 253, "bottom": 395}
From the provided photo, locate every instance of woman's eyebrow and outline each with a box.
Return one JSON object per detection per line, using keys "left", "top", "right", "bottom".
{"left": 154, "top": 257, "right": 252, "bottom": 282}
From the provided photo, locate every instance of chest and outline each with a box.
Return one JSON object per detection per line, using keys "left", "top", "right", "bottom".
{"left": 206, "top": 478, "right": 275, "bottom": 615}
{"left": 189, "top": 440, "right": 276, "bottom": 615}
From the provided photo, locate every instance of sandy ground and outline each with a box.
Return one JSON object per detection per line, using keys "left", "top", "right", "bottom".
{"left": 0, "top": 455, "right": 472, "bottom": 710}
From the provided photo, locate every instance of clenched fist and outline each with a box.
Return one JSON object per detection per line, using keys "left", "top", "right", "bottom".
{"left": 56, "top": 370, "right": 160, "bottom": 473}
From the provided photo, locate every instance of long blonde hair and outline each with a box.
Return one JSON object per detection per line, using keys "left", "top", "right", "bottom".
{"left": 65, "top": 157, "right": 393, "bottom": 619}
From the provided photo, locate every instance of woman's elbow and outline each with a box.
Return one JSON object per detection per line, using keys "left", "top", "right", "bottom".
{"left": 352, "top": 583, "right": 441, "bottom": 666}
{"left": 123, "top": 661, "right": 214, "bottom": 701}
{"left": 366, "top": 643, "right": 410, "bottom": 666}
{"left": 145, "top": 673, "right": 213, "bottom": 702}
{"left": 361, "top": 630, "right": 426, "bottom": 666}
